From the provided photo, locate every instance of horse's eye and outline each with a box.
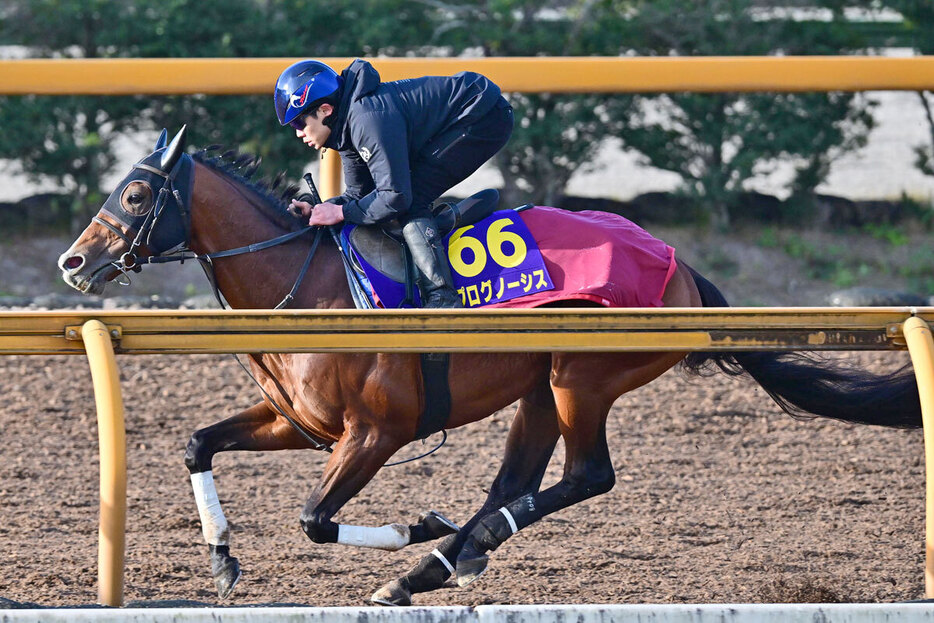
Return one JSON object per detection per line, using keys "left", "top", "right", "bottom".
{"left": 121, "top": 181, "right": 153, "bottom": 216}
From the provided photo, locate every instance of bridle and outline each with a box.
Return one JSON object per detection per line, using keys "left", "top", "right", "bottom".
{"left": 90, "top": 132, "right": 443, "bottom": 463}
{"left": 98, "top": 150, "right": 324, "bottom": 310}
{"left": 93, "top": 158, "right": 192, "bottom": 285}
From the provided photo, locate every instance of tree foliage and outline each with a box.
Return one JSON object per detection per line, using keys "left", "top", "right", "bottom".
{"left": 415, "top": 0, "right": 636, "bottom": 206}
{"left": 880, "top": 0, "right": 934, "bottom": 178}
{"left": 0, "top": 0, "right": 930, "bottom": 231}
{"left": 0, "top": 0, "right": 435, "bottom": 231}
{"left": 0, "top": 1, "right": 149, "bottom": 229}
{"left": 603, "top": 0, "right": 878, "bottom": 227}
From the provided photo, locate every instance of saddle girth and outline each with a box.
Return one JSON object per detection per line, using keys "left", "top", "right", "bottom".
{"left": 414, "top": 353, "right": 451, "bottom": 441}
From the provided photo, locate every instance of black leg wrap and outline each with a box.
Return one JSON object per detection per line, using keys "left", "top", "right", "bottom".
{"left": 455, "top": 494, "right": 543, "bottom": 588}
{"left": 372, "top": 534, "right": 459, "bottom": 605}
{"left": 472, "top": 514, "right": 513, "bottom": 552}
{"left": 503, "top": 493, "right": 542, "bottom": 527}
{"left": 404, "top": 533, "right": 458, "bottom": 591}
{"left": 471, "top": 494, "right": 542, "bottom": 554}
{"left": 407, "top": 550, "right": 454, "bottom": 592}
{"left": 408, "top": 510, "right": 460, "bottom": 544}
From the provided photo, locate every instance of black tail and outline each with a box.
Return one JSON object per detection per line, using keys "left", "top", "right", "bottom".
{"left": 682, "top": 264, "right": 921, "bottom": 429}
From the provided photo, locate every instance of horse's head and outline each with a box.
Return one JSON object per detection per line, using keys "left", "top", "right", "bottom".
{"left": 58, "top": 126, "right": 193, "bottom": 295}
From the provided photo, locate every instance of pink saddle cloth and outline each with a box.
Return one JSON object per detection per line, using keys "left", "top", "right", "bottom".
{"left": 490, "top": 206, "right": 677, "bottom": 308}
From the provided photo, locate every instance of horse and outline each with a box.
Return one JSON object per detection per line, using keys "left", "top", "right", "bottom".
{"left": 58, "top": 127, "right": 922, "bottom": 606}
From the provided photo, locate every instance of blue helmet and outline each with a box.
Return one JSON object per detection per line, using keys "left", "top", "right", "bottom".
{"left": 274, "top": 60, "right": 342, "bottom": 127}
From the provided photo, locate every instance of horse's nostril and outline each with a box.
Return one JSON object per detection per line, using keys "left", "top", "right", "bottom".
{"left": 63, "top": 256, "right": 83, "bottom": 270}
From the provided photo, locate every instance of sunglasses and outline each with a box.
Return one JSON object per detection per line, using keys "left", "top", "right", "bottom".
{"left": 289, "top": 116, "right": 307, "bottom": 131}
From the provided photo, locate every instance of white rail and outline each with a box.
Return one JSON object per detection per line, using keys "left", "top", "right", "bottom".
{"left": 2, "top": 603, "right": 934, "bottom": 622}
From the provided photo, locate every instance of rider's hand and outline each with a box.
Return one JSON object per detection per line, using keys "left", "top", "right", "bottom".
{"left": 288, "top": 198, "right": 314, "bottom": 219}
{"left": 306, "top": 201, "right": 345, "bottom": 227}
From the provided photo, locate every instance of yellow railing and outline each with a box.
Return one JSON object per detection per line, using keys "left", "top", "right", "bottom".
{"left": 4, "top": 54, "right": 934, "bottom": 605}
{"left": 0, "top": 307, "right": 924, "bottom": 355}
{"left": 2, "top": 56, "right": 934, "bottom": 94}
{"left": 3, "top": 307, "right": 934, "bottom": 604}
{"left": 8, "top": 55, "right": 930, "bottom": 197}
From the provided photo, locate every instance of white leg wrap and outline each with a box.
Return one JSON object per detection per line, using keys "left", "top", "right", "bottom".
{"left": 336, "top": 523, "right": 410, "bottom": 551}
{"left": 499, "top": 507, "right": 519, "bottom": 534}
{"left": 190, "top": 471, "right": 230, "bottom": 546}
{"left": 431, "top": 548, "right": 456, "bottom": 575}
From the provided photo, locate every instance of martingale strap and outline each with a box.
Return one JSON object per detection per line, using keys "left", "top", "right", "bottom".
{"left": 274, "top": 227, "right": 323, "bottom": 309}
{"left": 240, "top": 353, "right": 333, "bottom": 453}
{"left": 145, "top": 226, "right": 322, "bottom": 311}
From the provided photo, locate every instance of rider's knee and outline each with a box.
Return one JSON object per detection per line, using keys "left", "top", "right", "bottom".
{"left": 299, "top": 510, "right": 338, "bottom": 544}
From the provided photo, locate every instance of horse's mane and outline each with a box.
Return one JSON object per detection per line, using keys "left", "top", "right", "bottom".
{"left": 191, "top": 146, "right": 304, "bottom": 232}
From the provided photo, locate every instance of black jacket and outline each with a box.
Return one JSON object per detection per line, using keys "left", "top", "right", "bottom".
{"left": 323, "top": 59, "right": 503, "bottom": 225}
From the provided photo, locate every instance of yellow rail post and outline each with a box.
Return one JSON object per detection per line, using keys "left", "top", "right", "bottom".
{"left": 320, "top": 149, "right": 342, "bottom": 200}
{"left": 81, "top": 320, "right": 126, "bottom": 607}
{"left": 903, "top": 315, "right": 934, "bottom": 598}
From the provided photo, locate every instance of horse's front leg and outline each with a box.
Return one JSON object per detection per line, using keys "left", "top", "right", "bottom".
{"left": 298, "top": 420, "right": 456, "bottom": 552}
{"left": 372, "top": 379, "right": 560, "bottom": 606}
{"left": 184, "top": 401, "right": 315, "bottom": 598}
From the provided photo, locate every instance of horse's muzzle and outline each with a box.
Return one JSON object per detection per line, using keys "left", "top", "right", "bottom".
{"left": 58, "top": 251, "right": 112, "bottom": 295}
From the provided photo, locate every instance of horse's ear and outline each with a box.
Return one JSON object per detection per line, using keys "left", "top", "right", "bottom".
{"left": 154, "top": 128, "right": 168, "bottom": 150}
{"left": 160, "top": 125, "right": 188, "bottom": 172}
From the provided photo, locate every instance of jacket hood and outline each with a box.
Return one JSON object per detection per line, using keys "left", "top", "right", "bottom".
{"left": 325, "top": 59, "right": 381, "bottom": 150}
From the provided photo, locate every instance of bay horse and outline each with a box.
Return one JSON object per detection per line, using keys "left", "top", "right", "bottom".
{"left": 58, "top": 127, "right": 922, "bottom": 606}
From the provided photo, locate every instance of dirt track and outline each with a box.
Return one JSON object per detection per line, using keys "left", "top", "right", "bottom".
{"left": 0, "top": 348, "right": 925, "bottom": 608}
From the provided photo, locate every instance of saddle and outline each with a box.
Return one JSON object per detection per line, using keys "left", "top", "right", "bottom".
{"left": 341, "top": 189, "right": 502, "bottom": 440}
{"left": 346, "top": 188, "right": 501, "bottom": 286}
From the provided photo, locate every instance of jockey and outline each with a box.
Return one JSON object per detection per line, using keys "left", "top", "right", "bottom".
{"left": 275, "top": 59, "right": 513, "bottom": 308}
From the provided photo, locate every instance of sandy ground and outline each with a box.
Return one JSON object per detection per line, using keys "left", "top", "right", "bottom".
{"left": 0, "top": 349, "right": 924, "bottom": 608}
{"left": 1, "top": 190, "right": 930, "bottom": 607}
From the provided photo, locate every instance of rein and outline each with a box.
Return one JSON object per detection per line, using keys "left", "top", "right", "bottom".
{"left": 102, "top": 158, "right": 334, "bottom": 453}
{"left": 143, "top": 226, "right": 323, "bottom": 310}
{"left": 103, "top": 154, "right": 447, "bottom": 464}
{"left": 110, "top": 159, "right": 324, "bottom": 310}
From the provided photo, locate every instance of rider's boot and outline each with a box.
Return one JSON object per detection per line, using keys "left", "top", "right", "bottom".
{"left": 402, "top": 215, "right": 463, "bottom": 308}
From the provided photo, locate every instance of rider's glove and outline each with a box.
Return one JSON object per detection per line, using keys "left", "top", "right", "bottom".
{"left": 288, "top": 193, "right": 317, "bottom": 218}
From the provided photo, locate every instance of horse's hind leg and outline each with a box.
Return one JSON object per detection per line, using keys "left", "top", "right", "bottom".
{"left": 184, "top": 401, "right": 314, "bottom": 598}
{"left": 455, "top": 351, "right": 685, "bottom": 586}
{"left": 372, "top": 379, "right": 560, "bottom": 606}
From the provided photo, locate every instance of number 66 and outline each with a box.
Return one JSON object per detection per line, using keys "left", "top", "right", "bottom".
{"left": 447, "top": 218, "right": 528, "bottom": 278}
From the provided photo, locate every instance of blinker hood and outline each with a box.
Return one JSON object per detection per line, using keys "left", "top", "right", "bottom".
{"left": 99, "top": 149, "right": 195, "bottom": 255}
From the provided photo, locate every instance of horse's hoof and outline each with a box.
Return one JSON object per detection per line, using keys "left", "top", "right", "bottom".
{"left": 210, "top": 548, "right": 242, "bottom": 599}
{"left": 213, "top": 559, "right": 241, "bottom": 599}
{"left": 371, "top": 579, "right": 411, "bottom": 606}
{"left": 420, "top": 510, "right": 459, "bottom": 539}
{"left": 455, "top": 554, "right": 489, "bottom": 587}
